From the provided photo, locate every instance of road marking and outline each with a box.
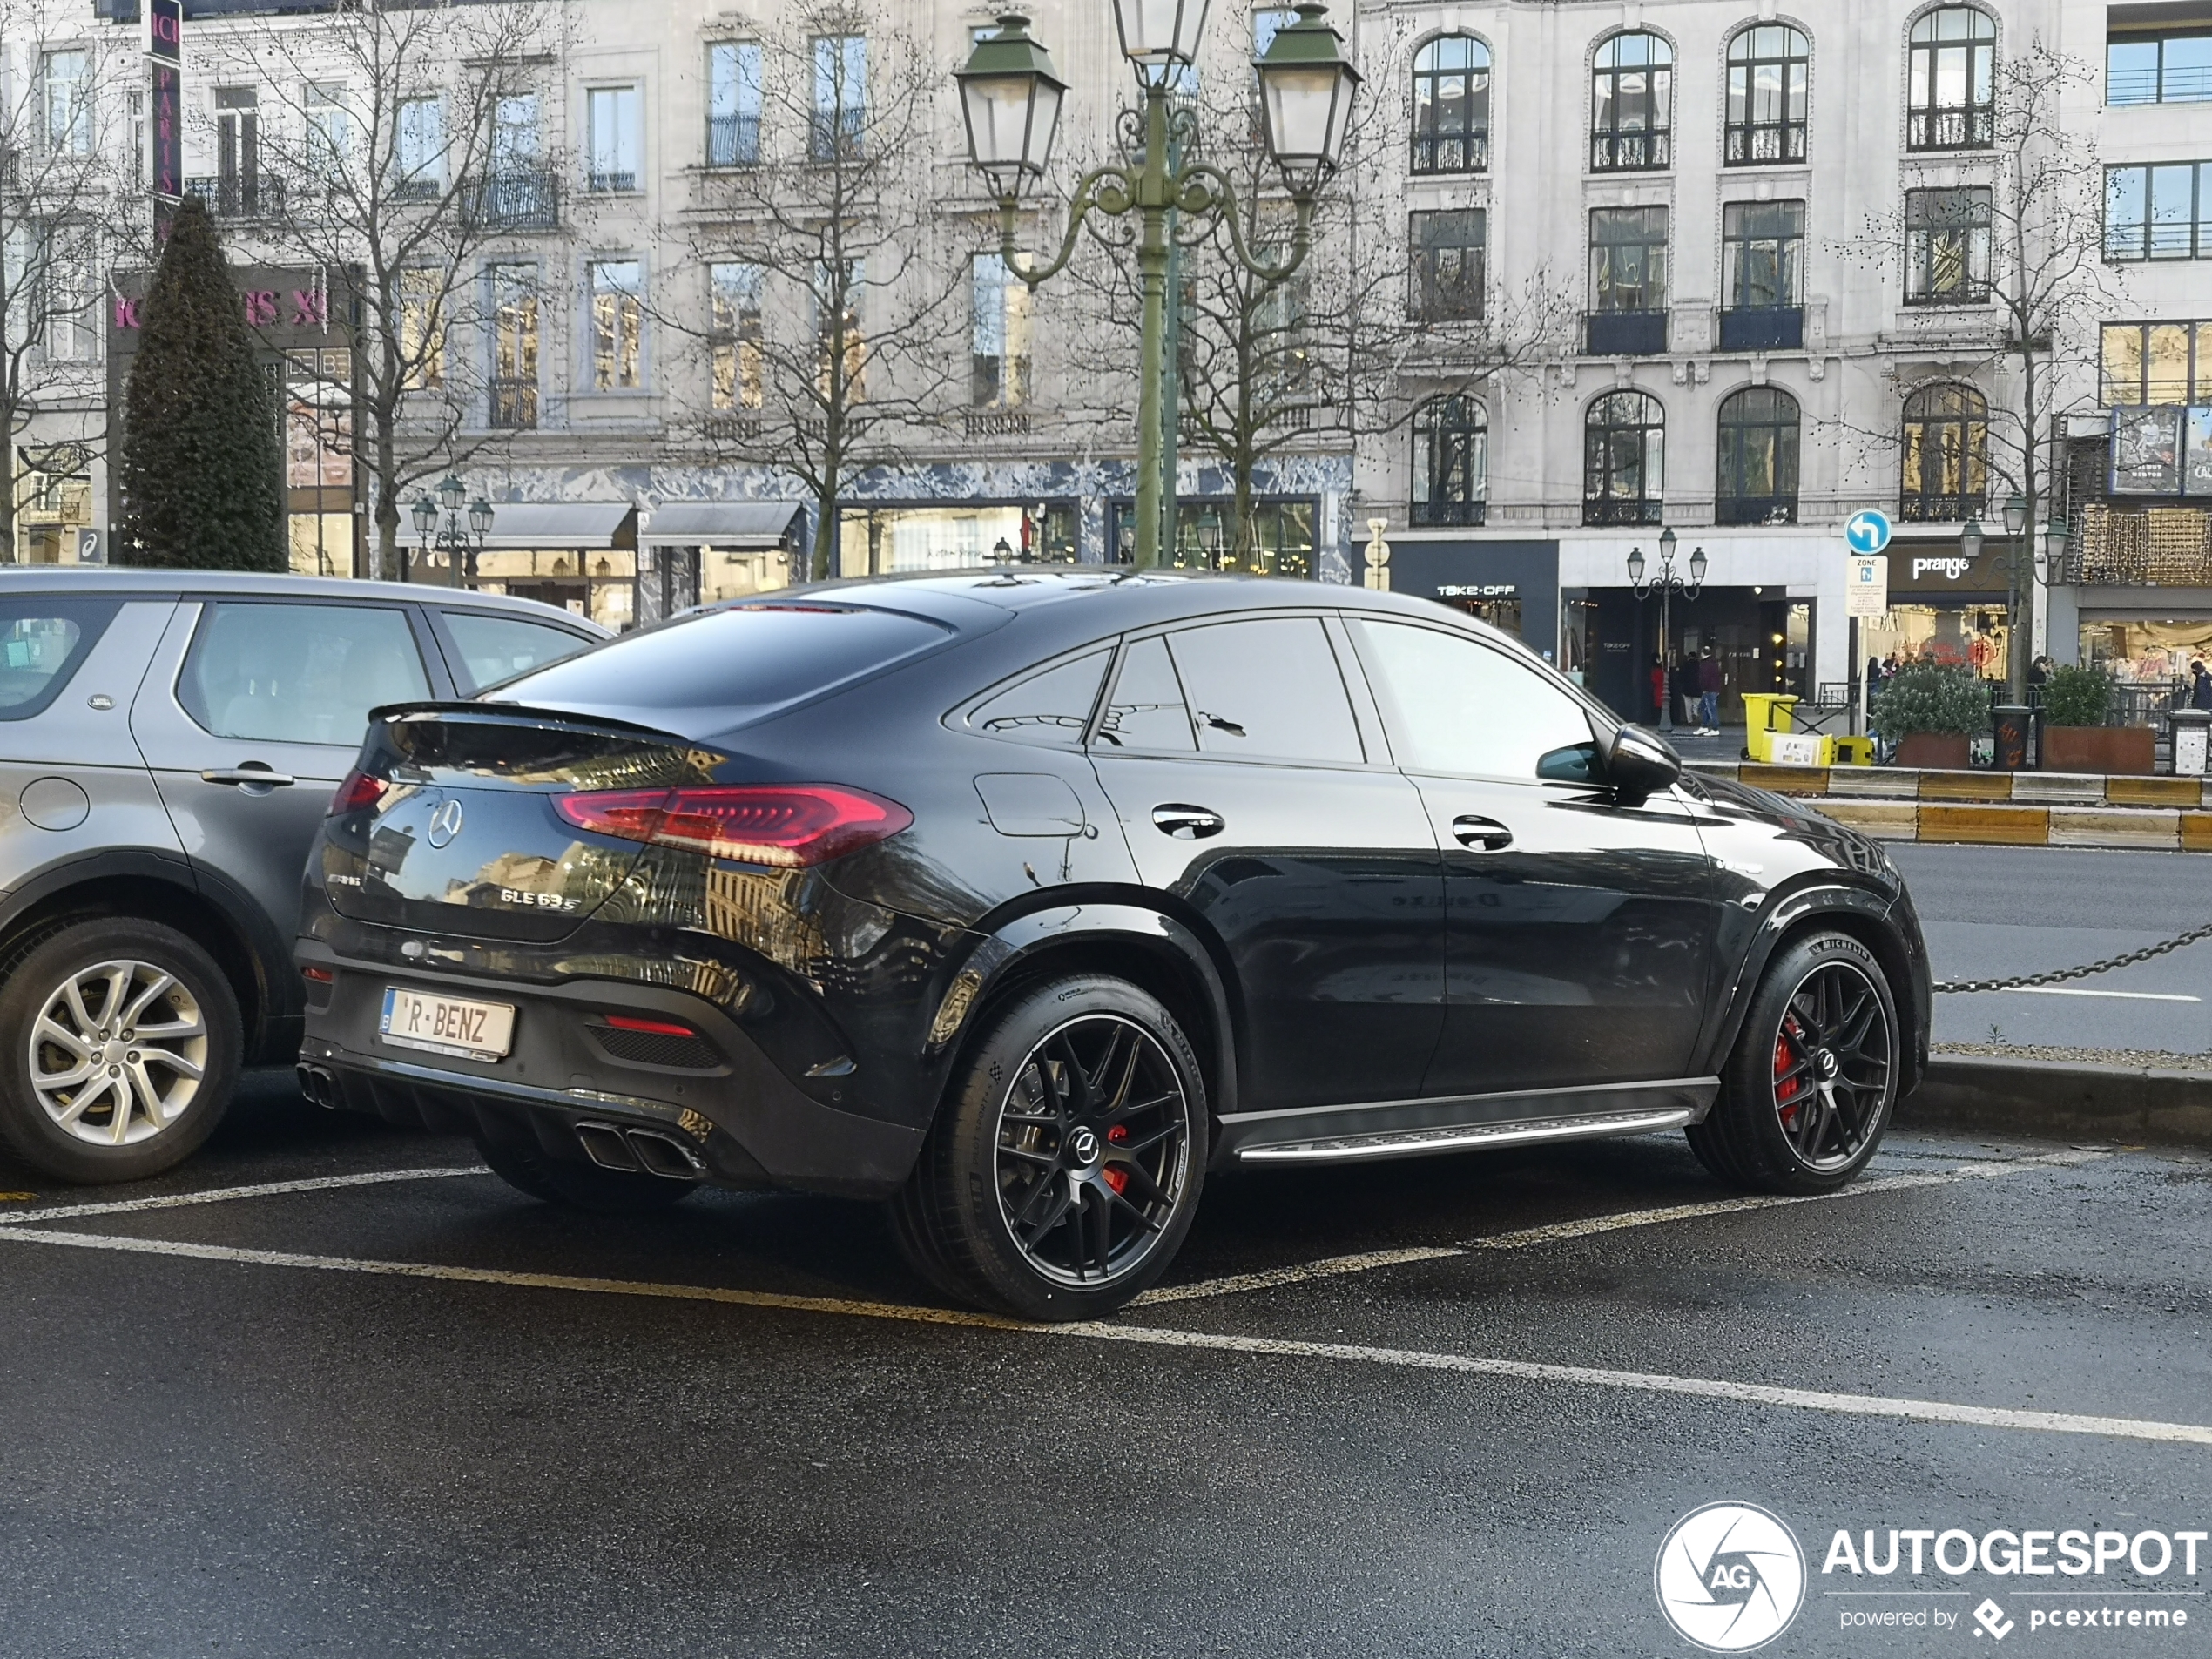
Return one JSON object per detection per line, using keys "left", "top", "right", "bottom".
{"left": 1138, "top": 1150, "right": 2107, "bottom": 1305}
{"left": 2010, "top": 988, "right": 2201, "bottom": 1002}
{"left": 0, "top": 1218, "right": 2199, "bottom": 1448}
{"left": 0, "top": 1166, "right": 488, "bottom": 1228}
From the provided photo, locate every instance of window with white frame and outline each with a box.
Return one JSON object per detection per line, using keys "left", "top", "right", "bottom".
{"left": 1905, "top": 186, "right": 1993, "bottom": 303}
{"left": 589, "top": 260, "right": 644, "bottom": 390}
{"left": 397, "top": 96, "right": 445, "bottom": 198}
{"left": 709, "top": 261, "right": 765, "bottom": 412}
{"left": 810, "top": 34, "right": 866, "bottom": 161}
{"left": 813, "top": 258, "right": 863, "bottom": 399}
{"left": 586, "top": 84, "right": 641, "bottom": 192}
{"left": 970, "top": 253, "right": 1031, "bottom": 408}
{"left": 306, "top": 81, "right": 350, "bottom": 176}
{"left": 708, "top": 42, "right": 763, "bottom": 166}
{"left": 41, "top": 51, "right": 91, "bottom": 156}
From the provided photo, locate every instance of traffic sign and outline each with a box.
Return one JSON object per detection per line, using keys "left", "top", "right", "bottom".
{"left": 1844, "top": 509, "right": 1892, "bottom": 555}
{"left": 1844, "top": 554, "right": 1889, "bottom": 617}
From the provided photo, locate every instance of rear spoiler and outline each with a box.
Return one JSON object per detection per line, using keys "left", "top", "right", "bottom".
{"left": 366, "top": 700, "right": 685, "bottom": 745}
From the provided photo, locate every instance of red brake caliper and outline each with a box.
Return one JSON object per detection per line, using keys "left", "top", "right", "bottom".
{"left": 1774, "top": 1020, "right": 1803, "bottom": 1124}
{"left": 1103, "top": 1124, "right": 1130, "bottom": 1194}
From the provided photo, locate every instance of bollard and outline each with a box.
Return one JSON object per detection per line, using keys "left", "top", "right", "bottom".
{"left": 1992, "top": 704, "right": 2031, "bottom": 772}
{"left": 2174, "top": 709, "right": 2212, "bottom": 777}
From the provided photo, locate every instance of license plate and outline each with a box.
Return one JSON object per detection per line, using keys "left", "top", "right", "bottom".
{"left": 378, "top": 986, "right": 516, "bottom": 1061}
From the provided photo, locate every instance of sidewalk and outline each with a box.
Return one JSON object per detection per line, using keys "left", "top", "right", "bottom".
{"left": 1657, "top": 726, "right": 1749, "bottom": 764}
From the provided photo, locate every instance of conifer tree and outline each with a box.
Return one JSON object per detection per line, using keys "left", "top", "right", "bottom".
{"left": 117, "top": 198, "right": 286, "bottom": 570}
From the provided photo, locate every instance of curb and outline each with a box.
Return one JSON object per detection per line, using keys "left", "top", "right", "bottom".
{"left": 1899, "top": 1055, "right": 2212, "bottom": 1148}
{"left": 1694, "top": 762, "right": 2212, "bottom": 853}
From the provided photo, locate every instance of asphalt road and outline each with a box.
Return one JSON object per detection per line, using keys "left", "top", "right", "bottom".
{"left": 3, "top": 1076, "right": 2208, "bottom": 1657}
{"left": 1894, "top": 844, "right": 2212, "bottom": 1055}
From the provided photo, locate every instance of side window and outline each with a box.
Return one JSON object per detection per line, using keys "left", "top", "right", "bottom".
{"left": 1164, "top": 617, "right": 1365, "bottom": 765}
{"left": 440, "top": 610, "right": 594, "bottom": 694}
{"left": 179, "top": 602, "right": 430, "bottom": 745}
{"left": 968, "top": 648, "right": 1110, "bottom": 749}
{"left": 1093, "top": 636, "right": 1195, "bottom": 752}
{"left": 1351, "top": 618, "right": 1597, "bottom": 780}
{"left": 0, "top": 597, "right": 121, "bottom": 721}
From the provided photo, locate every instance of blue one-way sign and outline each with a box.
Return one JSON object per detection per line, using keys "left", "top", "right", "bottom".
{"left": 1844, "top": 509, "right": 1893, "bottom": 555}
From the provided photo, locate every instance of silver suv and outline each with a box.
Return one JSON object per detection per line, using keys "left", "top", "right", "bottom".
{"left": 0, "top": 570, "right": 605, "bottom": 1183}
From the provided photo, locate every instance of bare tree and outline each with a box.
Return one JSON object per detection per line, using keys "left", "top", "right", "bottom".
{"left": 672, "top": 3, "right": 960, "bottom": 580}
{"left": 1842, "top": 39, "right": 2119, "bottom": 701}
{"left": 0, "top": 0, "right": 133, "bottom": 561}
{"left": 202, "top": 0, "right": 568, "bottom": 578}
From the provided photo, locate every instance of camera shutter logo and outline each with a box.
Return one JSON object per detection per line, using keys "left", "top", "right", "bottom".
{"left": 1654, "top": 1502, "right": 1806, "bottom": 1652}
{"left": 426, "top": 797, "right": 465, "bottom": 849}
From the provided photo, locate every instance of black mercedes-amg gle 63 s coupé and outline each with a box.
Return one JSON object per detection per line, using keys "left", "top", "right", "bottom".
{"left": 297, "top": 571, "right": 1930, "bottom": 1319}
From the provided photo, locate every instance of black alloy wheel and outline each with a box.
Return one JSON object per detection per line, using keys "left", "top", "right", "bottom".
{"left": 1688, "top": 929, "right": 1898, "bottom": 1195}
{"left": 893, "top": 975, "right": 1205, "bottom": 1321}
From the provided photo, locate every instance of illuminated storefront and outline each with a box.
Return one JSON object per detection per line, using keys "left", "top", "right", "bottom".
{"left": 1857, "top": 539, "right": 2013, "bottom": 682}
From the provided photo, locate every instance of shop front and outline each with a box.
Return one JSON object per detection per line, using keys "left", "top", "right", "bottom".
{"left": 835, "top": 501, "right": 1078, "bottom": 576}
{"left": 455, "top": 502, "right": 639, "bottom": 629}
{"left": 1386, "top": 539, "right": 1561, "bottom": 653}
{"left": 1859, "top": 538, "right": 2013, "bottom": 683}
{"left": 637, "top": 502, "right": 809, "bottom": 620}
{"left": 1568, "top": 585, "right": 1811, "bottom": 726}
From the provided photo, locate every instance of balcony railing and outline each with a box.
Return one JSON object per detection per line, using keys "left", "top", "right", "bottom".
{"left": 391, "top": 175, "right": 442, "bottom": 204}
{"left": 184, "top": 173, "right": 284, "bottom": 219}
{"left": 2108, "top": 65, "right": 2212, "bottom": 106}
{"left": 1898, "top": 492, "right": 1986, "bottom": 523}
{"left": 963, "top": 408, "right": 1031, "bottom": 439}
{"left": 1717, "top": 306, "right": 1804, "bottom": 351}
{"left": 1410, "top": 497, "right": 1488, "bottom": 528}
{"left": 586, "top": 169, "right": 637, "bottom": 193}
{"left": 705, "top": 113, "right": 760, "bottom": 168}
{"left": 471, "top": 170, "right": 557, "bottom": 231}
{"left": 1716, "top": 495, "right": 1799, "bottom": 526}
{"left": 1906, "top": 105, "right": 1994, "bottom": 150}
{"left": 489, "top": 378, "right": 538, "bottom": 430}
{"left": 1724, "top": 120, "right": 1806, "bottom": 165}
{"left": 1586, "top": 309, "right": 1669, "bottom": 356}
{"left": 1590, "top": 131, "right": 1669, "bottom": 171}
{"left": 1583, "top": 496, "right": 1663, "bottom": 527}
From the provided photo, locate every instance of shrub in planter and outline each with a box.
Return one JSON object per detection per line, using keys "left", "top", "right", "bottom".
{"left": 2036, "top": 664, "right": 2154, "bottom": 772}
{"left": 1871, "top": 664, "right": 1988, "bottom": 768}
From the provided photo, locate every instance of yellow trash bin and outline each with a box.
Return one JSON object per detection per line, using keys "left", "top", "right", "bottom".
{"left": 1739, "top": 693, "right": 1801, "bottom": 763}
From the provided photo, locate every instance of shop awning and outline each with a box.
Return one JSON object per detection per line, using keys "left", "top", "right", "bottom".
{"left": 478, "top": 502, "right": 636, "bottom": 551}
{"left": 639, "top": 502, "right": 806, "bottom": 550}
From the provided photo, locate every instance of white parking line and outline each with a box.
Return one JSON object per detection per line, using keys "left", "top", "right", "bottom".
{"left": 0, "top": 1167, "right": 489, "bottom": 1227}
{"left": 0, "top": 1219, "right": 2200, "bottom": 1448}
{"left": 2011, "top": 988, "right": 2201, "bottom": 1002}
{"left": 1137, "top": 1150, "right": 2108, "bottom": 1305}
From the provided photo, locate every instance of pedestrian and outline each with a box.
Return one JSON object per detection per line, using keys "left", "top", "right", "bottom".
{"left": 2029, "top": 655, "right": 2051, "bottom": 688}
{"left": 2192, "top": 658, "right": 2212, "bottom": 712}
{"left": 1673, "top": 654, "right": 1699, "bottom": 728}
{"left": 1649, "top": 656, "right": 1666, "bottom": 724}
{"left": 1865, "top": 655, "right": 1885, "bottom": 699}
{"left": 1697, "top": 647, "right": 1723, "bottom": 732}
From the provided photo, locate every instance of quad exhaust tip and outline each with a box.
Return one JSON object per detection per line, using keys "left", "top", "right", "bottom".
{"left": 576, "top": 1121, "right": 704, "bottom": 1180}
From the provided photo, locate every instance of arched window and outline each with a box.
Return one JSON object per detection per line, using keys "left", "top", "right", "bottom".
{"left": 1583, "top": 391, "right": 1665, "bottom": 525}
{"left": 1412, "top": 397, "right": 1487, "bottom": 526}
{"left": 1900, "top": 384, "right": 1989, "bottom": 520}
{"left": 1591, "top": 32, "right": 1672, "bottom": 172}
{"left": 1726, "top": 25, "right": 1810, "bottom": 165}
{"left": 1908, "top": 7, "right": 1996, "bottom": 151}
{"left": 1413, "top": 35, "right": 1490, "bottom": 174}
{"left": 1716, "top": 388, "right": 1802, "bottom": 525}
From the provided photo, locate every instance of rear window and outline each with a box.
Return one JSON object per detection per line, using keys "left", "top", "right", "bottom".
{"left": 491, "top": 603, "right": 955, "bottom": 727}
{"left": 441, "top": 610, "right": 594, "bottom": 694}
{"left": 0, "top": 597, "right": 121, "bottom": 721}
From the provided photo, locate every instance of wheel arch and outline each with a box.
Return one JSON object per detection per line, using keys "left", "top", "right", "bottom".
{"left": 1705, "top": 883, "right": 1925, "bottom": 1091}
{"left": 0, "top": 853, "right": 278, "bottom": 1060}
{"left": 926, "top": 902, "right": 1242, "bottom": 1138}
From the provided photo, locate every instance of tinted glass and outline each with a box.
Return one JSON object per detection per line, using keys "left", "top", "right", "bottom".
{"left": 1166, "top": 618, "right": 1363, "bottom": 765}
{"left": 1352, "top": 619, "right": 1596, "bottom": 779}
{"left": 179, "top": 603, "right": 430, "bottom": 745}
{"left": 1093, "top": 636, "right": 1194, "bottom": 752}
{"left": 494, "top": 604, "right": 953, "bottom": 725}
{"left": 441, "top": 610, "right": 592, "bottom": 694}
{"left": 969, "top": 649, "right": 1109, "bottom": 748}
{"left": 0, "top": 597, "right": 119, "bottom": 720}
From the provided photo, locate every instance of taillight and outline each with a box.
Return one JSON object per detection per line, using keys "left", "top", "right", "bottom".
{"left": 603, "top": 1015, "right": 697, "bottom": 1037}
{"left": 552, "top": 785, "right": 913, "bottom": 868}
{"left": 328, "top": 769, "right": 385, "bottom": 816}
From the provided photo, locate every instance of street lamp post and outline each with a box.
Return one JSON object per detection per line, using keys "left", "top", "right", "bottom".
{"left": 1625, "top": 527, "right": 1707, "bottom": 733}
{"left": 956, "top": 5, "right": 1359, "bottom": 570}
{"left": 412, "top": 475, "right": 492, "bottom": 589}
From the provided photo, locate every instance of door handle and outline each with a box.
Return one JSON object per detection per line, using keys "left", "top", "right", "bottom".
{"left": 201, "top": 766, "right": 296, "bottom": 788}
{"left": 1151, "top": 804, "right": 1224, "bottom": 840}
{"left": 1451, "top": 814, "right": 1514, "bottom": 852}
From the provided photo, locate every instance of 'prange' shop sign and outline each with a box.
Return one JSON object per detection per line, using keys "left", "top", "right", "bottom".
{"left": 1889, "top": 544, "right": 2013, "bottom": 595}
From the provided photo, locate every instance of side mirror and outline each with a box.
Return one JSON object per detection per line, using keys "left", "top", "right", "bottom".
{"left": 1605, "top": 724, "right": 1682, "bottom": 801}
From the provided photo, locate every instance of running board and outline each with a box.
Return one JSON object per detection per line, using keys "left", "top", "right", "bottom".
{"left": 1235, "top": 1107, "right": 1696, "bottom": 1166}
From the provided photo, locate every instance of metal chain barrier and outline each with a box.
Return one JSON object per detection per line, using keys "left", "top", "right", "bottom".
{"left": 1936, "top": 919, "right": 2212, "bottom": 995}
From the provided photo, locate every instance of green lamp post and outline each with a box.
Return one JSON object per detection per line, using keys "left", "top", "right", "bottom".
{"left": 956, "top": 5, "right": 1360, "bottom": 570}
